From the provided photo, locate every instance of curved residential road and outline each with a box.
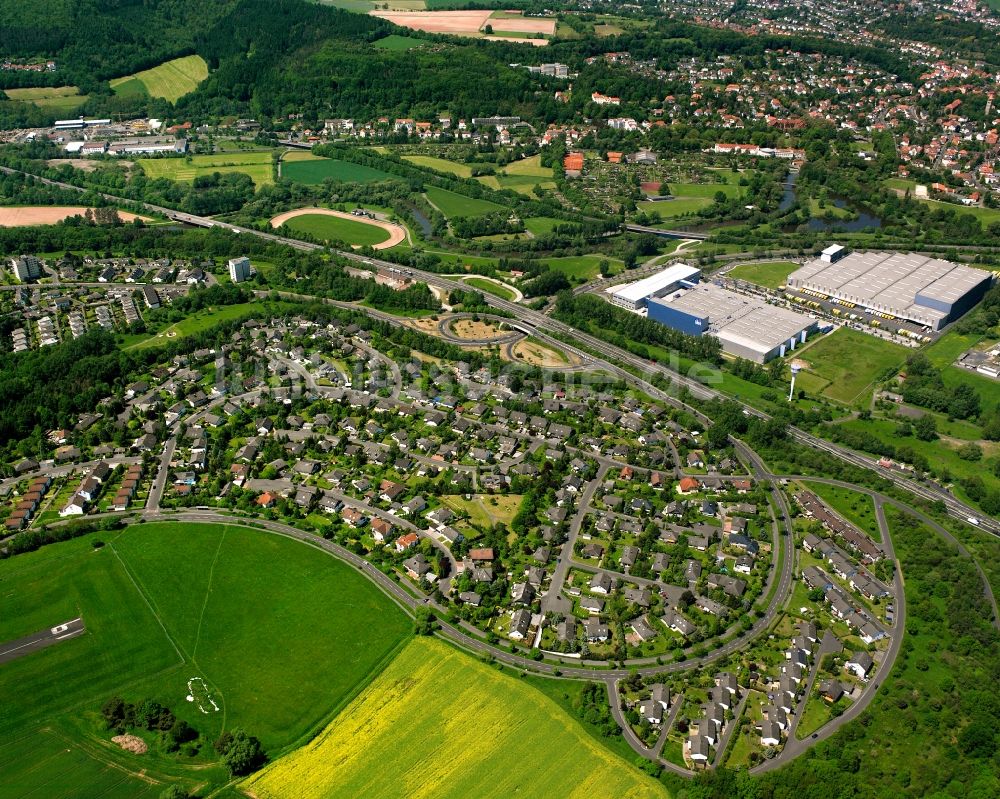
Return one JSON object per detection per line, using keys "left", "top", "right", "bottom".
{"left": 752, "top": 496, "right": 906, "bottom": 773}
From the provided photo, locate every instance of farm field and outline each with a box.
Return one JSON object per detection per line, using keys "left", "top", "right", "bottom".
{"left": 109, "top": 55, "right": 208, "bottom": 103}
{"left": 139, "top": 151, "right": 274, "bottom": 186}
{"left": 242, "top": 637, "right": 668, "bottom": 799}
{"left": 794, "top": 327, "right": 907, "bottom": 405}
{"left": 727, "top": 260, "right": 800, "bottom": 290}
{"left": 271, "top": 208, "right": 405, "bottom": 248}
{"left": 425, "top": 185, "right": 504, "bottom": 218}
{"left": 0, "top": 206, "right": 148, "bottom": 227}
{"left": 4, "top": 85, "right": 88, "bottom": 114}
{"left": 369, "top": 9, "right": 495, "bottom": 35}
{"left": 402, "top": 154, "right": 474, "bottom": 178}
{"left": 282, "top": 152, "right": 397, "bottom": 184}
{"left": 0, "top": 521, "right": 411, "bottom": 791}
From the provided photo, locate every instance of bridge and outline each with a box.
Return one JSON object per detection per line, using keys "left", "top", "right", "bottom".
{"left": 624, "top": 223, "right": 708, "bottom": 240}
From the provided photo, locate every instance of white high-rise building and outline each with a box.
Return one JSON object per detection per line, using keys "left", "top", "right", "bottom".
{"left": 228, "top": 256, "right": 251, "bottom": 283}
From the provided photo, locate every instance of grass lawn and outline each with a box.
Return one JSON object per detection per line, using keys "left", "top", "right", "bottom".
{"left": 402, "top": 155, "right": 473, "bottom": 178}
{"left": 0, "top": 523, "right": 410, "bottom": 754}
{"left": 727, "top": 260, "right": 799, "bottom": 290}
{"left": 637, "top": 198, "right": 713, "bottom": 219}
{"left": 504, "top": 154, "right": 553, "bottom": 177}
{"left": 542, "top": 254, "right": 622, "bottom": 280}
{"left": 475, "top": 154, "right": 556, "bottom": 195}
{"left": 464, "top": 276, "right": 516, "bottom": 300}
{"left": 796, "top": 695, "right": 849, "bottom": 739}
{"left": 803, "top": 481, "right": 882, "bottom": 543}
{"left": 837, "top": 417, "right": 1000, "bottom": 501}
{"left": 139, "top": 151, "right": 274, "bottom": 187}
{"left": 281, "top": 213, "right": 392, "bottom": 247}
{"left": 242, "top": 637, "right": 668, "bottom": 799}
{"left": 794, "top": 328, "right": 907, "bottom": 405}
{"left": 808, "top": 199, "right": 854, "bottom": 219}
{"left": 0, "top": 522, "right": 411, "bottom": 796}
{"left": 921, "top": 329, "right": 1000, "bottom": 400}
{"left": 524, "top": 216, "right": 563, "bottom": 236}
{"left": 918, "top": 198, "right": 1000, "bottom": 225}
{"left": 374, "top": 34, "right": 427, "bottom": 49}
{"left": 425, "top": 185, "right": 504, "bottom": 218}
{"left": 440, "top": 494, "right": 524, "bottom": 527}
{"left": 0, "top": 728, "right": 162, "bottom": 799}
{"left": 283, "top": 154, "right": 396, "bottom": 185}
{"left": 126, "top": 302, "right": 277, "bottom": 350}
{"left": 109, "top": 55, "right": 208, "bottom": 103}
{"left": 667, "top": 181, "right": 742, "bottom": 199}
{"left": 4, "top": 85, "right": 88, "bottom": 114}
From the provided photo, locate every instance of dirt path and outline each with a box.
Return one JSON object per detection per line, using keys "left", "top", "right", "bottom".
{"left": 268, "top": 207, "right": 406, "bottom": 250}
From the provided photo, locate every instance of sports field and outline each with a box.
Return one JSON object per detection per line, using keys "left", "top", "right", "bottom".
{"left": 0, "top": 522, "right": 410, "bottom": 792}
{"left": 4, "top": 85, "right": 88, "bottom": 114}
{"left": 794, "top": 327, "right": 907, "bottom": 405}
{"left": 425, "top": 185, "right": 504, "bottom": 218}
{"left": 139, "top": 151, "right": 274, "bottom": 186}
{"left": 282, "top": 152, "right": 397, "bottom": 184}
{"left": 727, "top": 260, "right": 800, "bottom": 290}
{"left": 109, "top": 55, "right": 208, "bottom": 103}
{"left": 271, "top": 208, "right": 405, "bottom": 248}
{"left": 242, "top": 637, "right": 668, "bottom": 799}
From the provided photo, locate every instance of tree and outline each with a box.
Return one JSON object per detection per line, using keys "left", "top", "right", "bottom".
{"left": 414, "top": 606, "right": 436, "bottom": 635}
{"left": 215, "top": 729, "right": 266, "bottom": 776}
{"left": 159, "top": 787, "right": 189, "bottom": 799}
{"left": 958, "top": 717, "right": 996, "bottom": 759}
{"left": 957, "top": 442, "right": 983, "bottom": 461}
{"left": 101, "top": 696, "right": 127, "bottom": 730}
{"left": 913, "top": 414, "right": 937, "bottom": 441}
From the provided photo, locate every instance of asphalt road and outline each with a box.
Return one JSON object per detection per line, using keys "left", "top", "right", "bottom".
{"left": 0, "top": 617, "right": 85, "bottom": 665}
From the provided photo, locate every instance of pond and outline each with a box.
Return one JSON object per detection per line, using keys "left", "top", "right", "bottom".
{"left": 410, "top": 207, "right": 432, "bottom": 237}
{"left": 780, "top": 170, "right": 882, "bottom": 231}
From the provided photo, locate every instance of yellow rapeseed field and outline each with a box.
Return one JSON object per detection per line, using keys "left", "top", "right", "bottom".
{"left": 242, "top": 637, "right": 669, "bottom": 799}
